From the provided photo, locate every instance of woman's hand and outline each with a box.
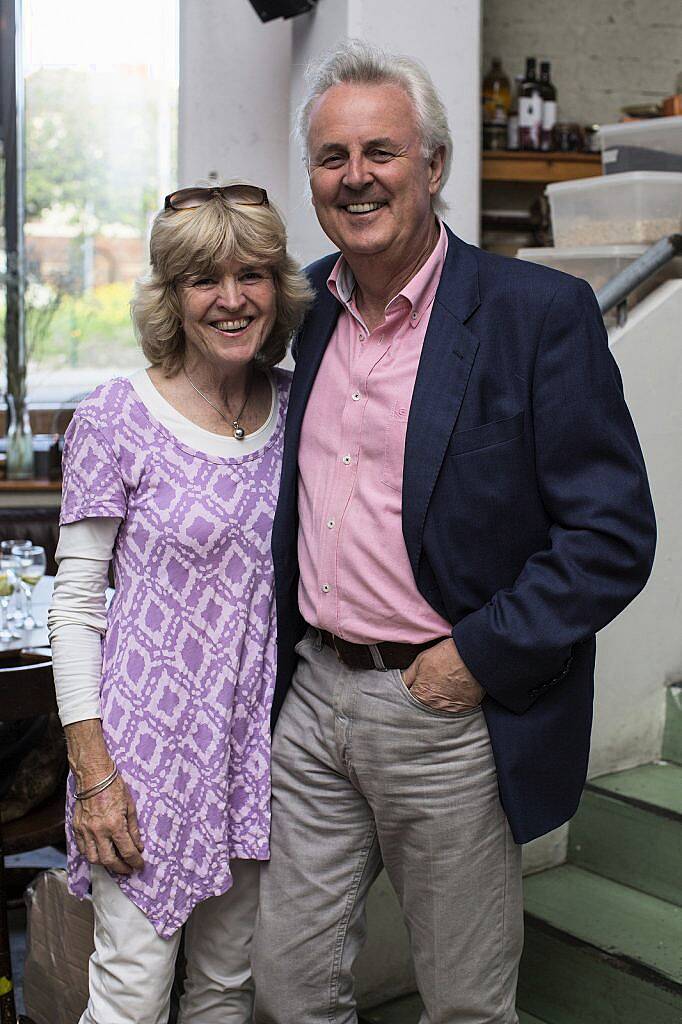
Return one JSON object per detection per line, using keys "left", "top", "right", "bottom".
{"left": 73, "top": 774, "right": 145, "bottom": 875}
{"left": 65, "top": 718, "right": 144, "bottom": 875}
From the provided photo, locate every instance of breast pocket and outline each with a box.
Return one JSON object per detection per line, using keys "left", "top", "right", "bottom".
{"left": 447, "top": 410, "right": 525, "bottom": 457}
{"left": 381, "top": 399, "right": 410, "bottom": 491}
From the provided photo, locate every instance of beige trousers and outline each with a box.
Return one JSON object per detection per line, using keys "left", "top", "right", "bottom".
{"left": 253, "top": 631, "right": 523, "bottom": 1024}
{"left": 80, "top": 859, "right": 260, "bottom": 1024}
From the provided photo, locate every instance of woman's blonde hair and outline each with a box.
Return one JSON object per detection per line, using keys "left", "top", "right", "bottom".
{"left": 132, "top": 190, "right": 314, "bottom": 375}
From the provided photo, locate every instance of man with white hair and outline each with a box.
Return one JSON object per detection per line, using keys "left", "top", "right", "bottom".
{"left": 253, "top": 41, "right": 655, "bottom": 1024}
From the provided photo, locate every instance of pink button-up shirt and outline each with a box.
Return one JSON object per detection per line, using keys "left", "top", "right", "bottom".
{"left": 298, "top": 222, "right": 453, "bottom": 643}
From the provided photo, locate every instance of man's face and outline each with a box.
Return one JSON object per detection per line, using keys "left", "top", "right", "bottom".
{"left": 306, "top": 82, "right": 444, "bottom": 260}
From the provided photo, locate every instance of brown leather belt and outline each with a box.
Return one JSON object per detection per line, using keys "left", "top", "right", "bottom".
{"left": 318, "top": 629, "right": 445, "bottom": 671}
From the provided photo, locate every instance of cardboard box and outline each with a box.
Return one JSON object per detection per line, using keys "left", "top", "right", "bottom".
{"left": 22, "top": 869, "right": 93, "bottom": 1024}
{"left": 23, "top": 868, "right": 184, "bottom": 1022}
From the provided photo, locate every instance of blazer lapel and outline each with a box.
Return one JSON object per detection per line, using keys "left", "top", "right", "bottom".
{"left": 286, "top": 284, "right": 340, "bottom": 446}
{"left": 273, "top": 280, "right": 340, "bottom": 565}
{"left": 402, "top": 230, "right": 481, "bottom": 576}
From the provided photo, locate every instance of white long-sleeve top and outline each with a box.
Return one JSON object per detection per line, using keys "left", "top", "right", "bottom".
{"left": 48, "top": 367, "right": 279, "bottom": 727}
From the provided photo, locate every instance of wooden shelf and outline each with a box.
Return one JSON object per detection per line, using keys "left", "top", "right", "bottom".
{"left": 0, "top": 479, "right": 61, "bottom": 492}
{"left": 482, "top": 150, "right": 602, "bottom": 183}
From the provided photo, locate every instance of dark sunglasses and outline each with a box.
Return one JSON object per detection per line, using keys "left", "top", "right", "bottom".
{"left": 164, "top": 183, "right": 269, "bottom": 211}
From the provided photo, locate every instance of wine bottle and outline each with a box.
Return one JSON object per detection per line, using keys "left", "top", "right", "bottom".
{"left": 507, "top": 74, "right": 524, "bottom": 150}
{"left": 539, "top": 61, "right": 558, "bottom": 152}
{"left": 482, "top": 58, "right": 511, "bottom": 151}
{"left": 519, "top": 57, "right": 543, "bottom": 151}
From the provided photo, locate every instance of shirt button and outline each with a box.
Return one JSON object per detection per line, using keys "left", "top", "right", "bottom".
{"left": 321, "top": 583, "right": 331, "bottom": 593}
{"left": 327, "top": 519, "right": 335, "bottom": 529}
{"left": 358, "top": 332, "right": 365, "bottom": 341}
{"left": 411, "top": 311, "right": 418, "bottom": 320}
{"left": 342, "top": 454, "right": 352, "bottom": 465}
{"left": 352, "top": 391, "right": 361, "bottom": 401}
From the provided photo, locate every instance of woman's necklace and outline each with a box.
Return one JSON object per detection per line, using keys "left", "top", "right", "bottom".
{"left": 183, "top": 367, "right": 254, "bottom": 440}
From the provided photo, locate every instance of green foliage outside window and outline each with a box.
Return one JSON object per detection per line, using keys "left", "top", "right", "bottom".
{"left": 26, "top": 67, "right": 176, "bottom": 233}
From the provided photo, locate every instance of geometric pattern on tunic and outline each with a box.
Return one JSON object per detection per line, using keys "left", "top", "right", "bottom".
{"left": 59, "top": 370, "right": 290, "bottom": 937}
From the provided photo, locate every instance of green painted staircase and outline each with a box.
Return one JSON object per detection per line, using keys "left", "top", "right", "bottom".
{"left": 517, "top": 681, "right": 682, "bottom": 1024}
{"left": 359, "top": 996, "right": 544, "bottom": 1023}
{"left": 359, "top": 683, "right": 682, "bottom": 1024}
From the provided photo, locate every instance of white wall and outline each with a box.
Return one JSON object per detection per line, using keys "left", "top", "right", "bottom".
{"left": 178, "top": 0, "right": 291, "bottom": 202}
{"left": 592, "top": 281, "right": 682, "bottom": 773}
{"left": 288, "top": 0, "right": 481, "bottom": 264}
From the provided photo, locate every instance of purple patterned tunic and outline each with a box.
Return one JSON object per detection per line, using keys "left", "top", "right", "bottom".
{"left": 60, "top": 370, "right": 290, "bottom": 938}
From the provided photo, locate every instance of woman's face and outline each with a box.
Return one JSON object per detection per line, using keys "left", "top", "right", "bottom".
{"left": 178, "top": 258, "right": 277, "bottom": 372}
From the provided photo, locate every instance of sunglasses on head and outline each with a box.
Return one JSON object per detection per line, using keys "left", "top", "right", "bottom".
{"left": 164, "top": 183, "right": 269, "bottom": 211}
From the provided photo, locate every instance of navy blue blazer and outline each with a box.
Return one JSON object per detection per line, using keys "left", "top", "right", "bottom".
{"left": 271, "top": 225, "right": 656, "bottom": 844}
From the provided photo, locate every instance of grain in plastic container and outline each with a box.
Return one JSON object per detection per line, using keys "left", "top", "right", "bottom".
{"left": 545, "top": 171, "right": 682, "bottom": 246}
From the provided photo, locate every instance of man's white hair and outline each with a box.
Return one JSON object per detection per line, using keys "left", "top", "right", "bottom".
{"left": 296, "top": 38, "right": 453, "bottom": 216}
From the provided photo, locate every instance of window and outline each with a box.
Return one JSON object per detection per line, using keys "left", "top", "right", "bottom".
{"left": 20, "top": 0, "right": 178, "bottom": 402}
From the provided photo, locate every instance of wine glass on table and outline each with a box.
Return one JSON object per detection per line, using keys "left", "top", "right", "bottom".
{"left": 13, "top": 544, "right": 47, "bottom": 629}
{"left": 0, "top": 558, "right": 21, "bottom": 642}
{"left": 2, "top": 539, "right": 31, "bottom": 623}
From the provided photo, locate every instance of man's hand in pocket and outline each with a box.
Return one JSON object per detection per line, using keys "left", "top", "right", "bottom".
{"left": 402, "top": 638, "right": 484, "bottom": 712}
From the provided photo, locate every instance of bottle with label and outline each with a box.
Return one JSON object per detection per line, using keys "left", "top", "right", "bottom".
{"left": 519, "top": 57, "right": 543, "bottom": 151}
{"left": 539, "top": 61, "right": 558, "bottom": 151}
{"left": 482, "top": 58, "right": 511, "bottom": 151}
{"left": 507, "top": 74, "right": 524, "bottom": 150}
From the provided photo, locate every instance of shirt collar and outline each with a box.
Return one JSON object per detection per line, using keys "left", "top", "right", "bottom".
{"left": 326, "top": 219, "right": 448, "bottom": 329}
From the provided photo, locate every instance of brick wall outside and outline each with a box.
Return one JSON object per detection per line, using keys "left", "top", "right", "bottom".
{"left": 26, "top": 235, "right": 146, "bottom": 288}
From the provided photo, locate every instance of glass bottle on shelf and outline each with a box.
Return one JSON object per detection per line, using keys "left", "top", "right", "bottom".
{"left": 519, "top": 57, "right": 543, "bottom": 152}
{"left": 507, "top": 74, "right": 524, "bottom": 151}
{"left": 539, "top": 61, "right": 558, "bottom": 152}
{"left": 6, "top": 393, "right": 34, "bottom": 481}
{"left": 482, "top": 58, "right": 511, "bottom": 151}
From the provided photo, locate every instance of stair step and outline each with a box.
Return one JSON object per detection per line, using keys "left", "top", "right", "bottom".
{"left": 358, "top": 995, "right": 546, "bottom": 1023}
{"left": 569, "top": 762, "right": 682, "bottom": 905}
{"left": 662, "top": 683, "right": 682, "bottom": 764}
{"left": 519, "top": 864, "right": 682, "bottom": 1024}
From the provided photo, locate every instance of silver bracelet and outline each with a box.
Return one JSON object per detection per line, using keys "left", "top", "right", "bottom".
{"left": 75, "top": 766, "right": 119, "bottom": 801}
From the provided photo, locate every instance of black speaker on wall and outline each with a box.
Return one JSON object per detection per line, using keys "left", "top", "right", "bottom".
{"left": 248, "top": 0, "right": 317, "bottom": 23}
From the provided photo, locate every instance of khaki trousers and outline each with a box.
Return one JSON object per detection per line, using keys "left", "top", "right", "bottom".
{"left": 80, "top": 860, "right": 260, "bottom": 1024}
{"left": 253, "top": 631, "right": 523, "bottom": 1024}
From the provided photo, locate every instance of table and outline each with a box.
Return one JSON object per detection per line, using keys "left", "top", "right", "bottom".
{"left": 0, "top": 576, "right": 53, "bottom": 656}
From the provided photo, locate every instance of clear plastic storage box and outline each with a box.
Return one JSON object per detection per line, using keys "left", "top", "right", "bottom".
{"left": 516, "top": 244, "right": 681, "bottom": 323}
{"left": 516, "top": 245, "right": 645, "bottom": 292}
{"left": 545, "top": 171, "right": 682, "bottom": 246}
{"left": 599, "top": 116, "right": 682, "bottom": 174}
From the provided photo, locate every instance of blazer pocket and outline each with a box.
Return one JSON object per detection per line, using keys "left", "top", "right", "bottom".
{"left": 448, "top": 410, "right": 525, "bottom": 456}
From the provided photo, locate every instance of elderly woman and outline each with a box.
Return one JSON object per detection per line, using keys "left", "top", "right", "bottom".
{"left": 47, "top": 183, "right": 312, "bottom": 1024}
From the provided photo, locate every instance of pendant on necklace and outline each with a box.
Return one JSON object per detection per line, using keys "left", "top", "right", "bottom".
{"left": 233, "top": 422, "right": 245, "bottom": 440}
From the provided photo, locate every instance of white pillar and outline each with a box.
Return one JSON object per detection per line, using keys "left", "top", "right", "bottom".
{"left": 178, "top": 0, "right": 292, "bottom": 208}
{"left": 289, "top": 0, "right": 482, "bottom": 264}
